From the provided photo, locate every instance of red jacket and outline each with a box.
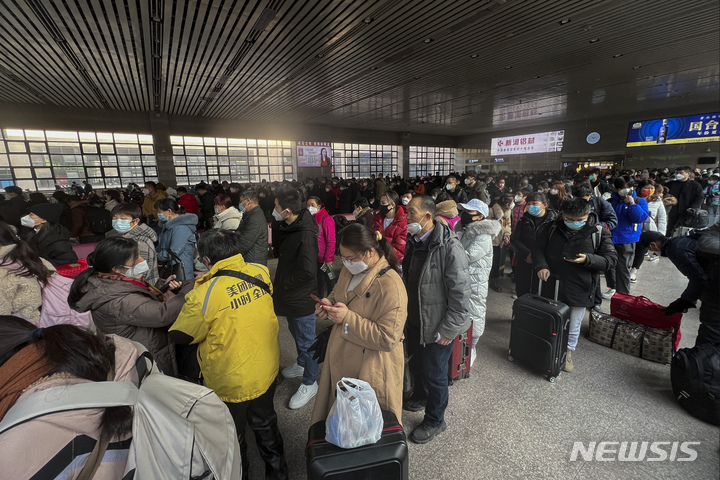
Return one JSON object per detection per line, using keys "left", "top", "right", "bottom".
{"left": 178, "top": 194, "right": 199, "bottom": 214}
{"left": 313, "top": 208, "right": 336, "bottom": 264}
{"left": 372, "top": 206, "right": 407, "bottom": 263}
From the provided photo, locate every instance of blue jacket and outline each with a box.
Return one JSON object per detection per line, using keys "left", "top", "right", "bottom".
{"left": 609, "top": 191, "right": 649, "bottom": 244}
{"left": 590, "top": 195, "right": 618, "bottom": 231}
{"left": 157, "top": 213, "right": 197, "bottom": 279}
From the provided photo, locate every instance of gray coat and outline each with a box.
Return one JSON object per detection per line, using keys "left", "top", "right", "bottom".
{"left": 402, "top": 222, "right": 473, "bottom": 344}
{"left": 73, "top": 275, "right": 188, "bottom": 375}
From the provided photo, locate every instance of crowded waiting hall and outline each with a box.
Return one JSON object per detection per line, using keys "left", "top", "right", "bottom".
{"left": 0, "top": 1, "right": 718, "bottom": 479}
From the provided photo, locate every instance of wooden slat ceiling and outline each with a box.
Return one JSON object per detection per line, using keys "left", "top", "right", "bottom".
{"left": 0, "top": 0, "right": 718, "bottom": 135}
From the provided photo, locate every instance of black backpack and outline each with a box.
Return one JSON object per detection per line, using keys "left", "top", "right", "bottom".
{"left": 86, "top": 206, "right": 113, "bottom": 234}
{"left": 679, "top": 208, "right": 709, "bottom": 229}
{"left": 671, "top": 343, "right": 720, "bottom": 425}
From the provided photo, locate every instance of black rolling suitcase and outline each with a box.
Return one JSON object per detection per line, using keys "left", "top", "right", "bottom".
{"left": 508, "top": 278, "right": 570, "bottom": 382}
{"left": 306, "top": 410, "right": 409, "bottom": 480}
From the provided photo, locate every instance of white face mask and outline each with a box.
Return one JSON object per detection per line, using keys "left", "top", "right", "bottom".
{"left": 272, "top": 208, "right": 285, "bottom": 221}
{"left": 342, "top": 255, "right": 369, "bottom": 275}
{"left": 550, "top": 188, "right": 558, "bottom": 195}
{"left": 464, "top": 178, "right": 472, "bottom": 185}
{"left": 509, "top": 202, "right": 515, "bottom": 210}
{"left": 142, "top": 188, "right": 150, "bottom": 195}
{"left": 675, "top": 173, "right": 685, "bottom": 181}
{"left": 401, "top": 197, "right": 410, "bottom": 205}
{"left": 21, "top": 215, "right": 36, "bottom": 228}
{"left": 124, "top": 260, "right": 149, "bottom": 278}
{"left": 445, "top": 184, "right": 454, "bottom": 191}
{"left": 214, "top": 207, "right": 220, "bottom": 214}
{"left": 308, "top": 206, "right": 318, "bottom": 215}
{"left": 618, "top": 188, "right": 631, "bottom": 197}
{"left": 407, "top": 216, "right": 429, "bottom": 236}
{"left": 353, "top": 209, "right": 360, "bottom": 219}
{"left": 514, "top": 195, "right": 523, "bottom": 203}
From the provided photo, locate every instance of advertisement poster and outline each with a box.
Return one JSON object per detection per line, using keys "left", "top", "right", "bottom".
{"left": 297, "top": 141, "right": 332, "bottom": 167}
{"left": 490, "top": 130, "right": 564, "bottom": 156}
{"left": 626, "top": 113, "right": 719, "bottom": 147}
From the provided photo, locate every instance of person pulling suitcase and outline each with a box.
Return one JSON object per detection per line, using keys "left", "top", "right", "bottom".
{"left": 532, "top": 197, "right": 618, "bottom": 371}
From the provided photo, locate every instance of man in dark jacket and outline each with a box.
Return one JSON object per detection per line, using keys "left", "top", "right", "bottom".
{"left": 0, "top": 186, "right": 27, "bottom": 229}
{"left": 272, "top": 186, "right": 320, "bottom": 410}
{"left": 196, "top": 184, "right": 216, "bottom": 230}
{"left": 236, "top": 189, "right": 268, "bottom": 266}
{"left": 666, "top": 166, "right": 706, "bottom": 233}
{"left": 402, "top": 195, "right": 471, "bottom": 445}
{"left": 463, "top": 170, "right": 489, "bottom": 204}
{"left": 641, "top": 225, "right": 720, "bottom": 345}
{"left": 533, "top": 198, "right": 618, "bottom": 372}
{"left": 444, "top": 174, "right": 468, "bottom": 205}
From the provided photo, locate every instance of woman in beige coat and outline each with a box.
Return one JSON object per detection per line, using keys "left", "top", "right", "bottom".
{"left": 311, "top": 224, "right": 408, "bottom": 424}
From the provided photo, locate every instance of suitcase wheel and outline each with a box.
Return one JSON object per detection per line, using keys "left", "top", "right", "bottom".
{"left": 548, "top": 376, "right": 556, "bottom": 383}
{"left": 508, "top": 355, "right": 514, "bottom": 362}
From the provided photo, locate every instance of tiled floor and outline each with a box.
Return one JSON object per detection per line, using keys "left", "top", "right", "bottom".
{"left": 244, "top": 255, "right": 719, "bottom": 479}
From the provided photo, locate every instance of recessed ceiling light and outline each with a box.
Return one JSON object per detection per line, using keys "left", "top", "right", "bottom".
{"left": 633, "top": 65, "right": 641, "bottom": 69}
{"left": 612, "top": 53, "right": 623, "bottom": 58}
{"left": 363, "top": 17, "right": 372, "bottom": 24}
{"left": 589, "top": 38, "right": 599, "bottom": 43}
{"left": 533, "top": 75, "right": 541, "bottom": 79}
{"left": 471, "top": 54, "right": 478, "bottom": 58}
{"left": 414, "top": 76, "right": 421, "bottom": 80}
{"left": 505, "top": 66, "right": 512, "bottom": 69}
{"left": 559, "top": 19, "right": 570, "bottom": 25}
{"left": 424, "top": 38, "right": 433, "bottom": 43}
{"left": 317, "top": 53, "right": 324, "bottom": 58}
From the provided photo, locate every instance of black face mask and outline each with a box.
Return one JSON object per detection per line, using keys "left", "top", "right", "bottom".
{"left": 460, "top": 211, "right": 476, "bottom": 225}
{"left": 379, "top": 204, "right": 392, "bottom": 216}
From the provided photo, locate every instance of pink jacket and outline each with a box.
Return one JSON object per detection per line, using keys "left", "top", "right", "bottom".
{"left": 314, "top": 208, "right": 336, "bottom": 264}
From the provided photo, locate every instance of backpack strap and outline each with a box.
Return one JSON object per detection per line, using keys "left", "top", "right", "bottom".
{"left": 213, "top": 269, "right": 271, "bottom": 296}
{"left": 377, "top": 266, "right": 392, "bottom": 277}
{"left": 591, "top": 225, "right": 603, "bottom": 251}
{"left": 0, "top": 382, "right": 138, "bottom": 435}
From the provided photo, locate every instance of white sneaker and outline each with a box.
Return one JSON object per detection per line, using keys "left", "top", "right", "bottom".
{"left": 601, "top": 288, "right": 616, "bottom": 300}
{"left": 470, "top": 348, "right": 477, "bottom": 367}
{"left": 648, "top": 255, "right": 659, "bottom": 262}
{"left": 289, "top": 382, "right": 318, "bottom": 409}
{"left": 281, "top": 362, "right": 304, "bottom": 379}
{"left": 629, "top": 268, "right": 638, "bottom": 283}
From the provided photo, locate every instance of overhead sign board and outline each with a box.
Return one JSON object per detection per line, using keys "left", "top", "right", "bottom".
{"left": 626, "top": 113, "right": 719, "bottom": 147}
{"left": 490, "top": 130, "right": 564, "bottom": 156}
{"left": 297, "top": 141, "right": 332, "bottom": 167}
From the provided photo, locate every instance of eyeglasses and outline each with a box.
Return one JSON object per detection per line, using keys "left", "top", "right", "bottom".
{"left": 340, "top": 251, "right": 366, "bottom": 262}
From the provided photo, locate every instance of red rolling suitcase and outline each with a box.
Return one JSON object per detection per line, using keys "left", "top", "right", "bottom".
{"left": 508, "top": 279, "right": 570, "bottom": 382}
{"left": 448, "top": 324, "right": 473, "bottom": 384}
{"left": 306, "top": 410, "right": 409, "bottom": 480}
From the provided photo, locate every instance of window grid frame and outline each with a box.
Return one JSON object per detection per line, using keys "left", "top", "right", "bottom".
{"left": 331, "top": 143, "right": 398, "bottom": 179}
{"left": 408, "top": 146, "right": 455, "bottom": 178}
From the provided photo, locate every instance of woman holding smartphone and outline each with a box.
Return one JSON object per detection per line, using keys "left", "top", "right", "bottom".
{"left": 310, "top": 224, "right": 408, "bottom": 425}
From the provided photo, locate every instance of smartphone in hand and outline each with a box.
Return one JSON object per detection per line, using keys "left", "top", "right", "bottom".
{"left": 310, "top": 294, "right": 332, "bottom": 306}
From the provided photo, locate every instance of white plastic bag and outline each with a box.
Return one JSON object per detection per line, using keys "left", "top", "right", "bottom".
{"left": 325, "top": 377, "right": 383, "bottom": 449}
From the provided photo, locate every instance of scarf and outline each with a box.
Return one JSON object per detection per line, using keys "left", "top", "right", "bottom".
{"left": 0, "top": 343, "right": 56, "bottom": 421}
{"left": 97, "top": 272, "right": 165, "bottom": 301}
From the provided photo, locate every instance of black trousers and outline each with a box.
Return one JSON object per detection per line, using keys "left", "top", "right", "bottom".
{"left": 490, "top": 245, "right": 506, "bottom": 279}
{"left": 606, "top": 243, "right": 635, "bottom": 294}
{"left": 225, "top": 383, "right": 289, "bottom": 480}
{"left": 514, "top": 259, "right": 536, "bottom": 297}
{"left": 632, "top": 243, "right": 647, "bottom": 270}
{"left": 316, "top": 262, "right": 336, "bottom": 299}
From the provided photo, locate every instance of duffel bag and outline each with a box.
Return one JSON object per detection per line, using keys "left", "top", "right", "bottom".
{"left": 587, "top": 311, "right": 674, "bottom": 364}
{"left": 671, "top": 343, "right": 720, "bottom": 426}
{"left": 611, "top": 293, "right": 682, "bottom": 349}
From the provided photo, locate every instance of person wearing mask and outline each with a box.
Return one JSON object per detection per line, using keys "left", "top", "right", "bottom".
{"left": 0, "top": 186, "right": 28, "bottom": 229}
{"left": 140, "top": 181, "right": 168, "bottom": 229}
{"left": 533, "top": 198, "right": 618, "bottom": 372}
{"left": 571, "top": 183, "right": 618, "bottom": 231}
{"left": 455, "top": 199, "right": 501, "bottom": 366}
{"left": 536, "top": 180, "right": 550, "bottom": 195}
{"left": 511, "top": 189, "right": 529, "bottom": 234}
{"left": 67, "top": 195, "right": 101, "bottom": 243}
{"left": 311, "top": 224, "right": 407, "bottom": 425}
{"left": 170, "top": 230, "right": 289, "bottom": 480}
{"left": 177, "top": 186, "right": 200, "bottom": 214}
{"left": 111, "top": 202, "right": 159, "bottom": 286}
{"left": 213, "top": 194, "right": 243, "bottom": 230}
{"left": 641, "top": 226, "right": 719, "bottom": 345}
{"left": 488, "top": 194, "right": 513, "bottom": 292}
{"left": 228, "top": 183, "right": 243, "bottom": 207}
{"left": 489, "top": 178, "right": 509, "bottom": 203}
{"left": 375, "top": 174, "right": 388, "bottom": 200}
{"left": 372, "top": 190, "right": 408, "bottom": 264}
{"left": 103, "top": 189, "right": 123, "bottom": 212}
{"left": 400, "top": 190, "right": 415, "bottom": 207}
{"left": 0, "top": 221, "right": 54, "bottom": 322}
{"left": 68, "top": 237, "right": 188, "bottom": 375}
{"left": 27, "top": 192, "right": 48, "bottom": 207}
{"left": 602, "top": 178, "right": 649, "bottom": 299}
{"left": 414, "top": 177, "right": 426, "bottom": 195}
{"left": 322, "top": 182, "right": 338, "bottom": 215}
{"left": 155, "top": 197, "right": 198, "bottom": 280}
{"left": 272, "top": 186, "right": 320, "bottom": 410}
{"left": 20, "top": 203, "right": 78, "bottom": 267}
{"left": 307, "top": 196, "right": 336, "bottom": 298}
{"left": 402, "top": 195, "right": 471, "bottom": 444}
{"left": 352, "top": 197, "right": 374, "bottom": 228}
{"left": 629, "top": 180, "right": 666, "bottom": 281}
{"left": 588, "top": 168, "right": 612, "bottom": 198}
{"left": 359, "top": 179, "right": 375, "bottom": 205}
{"left": 705, "top": 174, "right": 720, "bottom": 226}
{"left": 195, "top": 184, "right": 217, "bottom": 230}
{"left": 235, "top": 189, "right": 268, "bottom": 266}
{"left": 511, "top": 192, "right": 558, "bottom": 298}
{"left": 547, "top": 181, "right": 569, "bottom": 211}
{"left": 444, "top": 174, "right": 468, "bottom": 205}
{"left": 665, "top": 166, "right": 705, "bottom": 234}
{"left": 336, "top": 180, "right": 354, "bottom": 214}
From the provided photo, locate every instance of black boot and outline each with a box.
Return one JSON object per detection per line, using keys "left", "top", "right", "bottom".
{"left": 490, "top": 278, "right": 502, "bottom": 292}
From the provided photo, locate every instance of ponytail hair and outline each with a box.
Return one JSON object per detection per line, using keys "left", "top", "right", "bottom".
{"left": 0, "top": 221, "right": 51, "bottom": 286}
{"left": 339, "top": 223, "right": 400, "bottom": 273}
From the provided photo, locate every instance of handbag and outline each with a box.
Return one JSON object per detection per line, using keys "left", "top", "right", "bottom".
{"left": 610, "top": 292, "right": 681, "bottom": 350}
{"left": 587, "top": 311, "right": 674, "bottom": 364}
{"left": 157, "top": 249, "right": 186, "bottom": 284}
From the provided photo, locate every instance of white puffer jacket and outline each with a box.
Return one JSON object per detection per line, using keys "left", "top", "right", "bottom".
{"left": 455, "top": 219, "right": 502, "bottom": 337}
{"left": 642, "top": 199, "right": 667, "bottom": 235}
{"left": 213, "top": 206, "right": 243, "bottom": 230}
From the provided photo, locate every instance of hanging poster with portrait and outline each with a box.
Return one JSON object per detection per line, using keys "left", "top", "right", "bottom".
{"left": 297, "top": 141, "right": 332, "bottom": 167}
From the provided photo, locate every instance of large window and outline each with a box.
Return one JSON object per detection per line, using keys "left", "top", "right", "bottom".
{"left": 171, "top": 136, "right": 294, "bottom": 186}
{"left": 0, "top": 129, "right": 156, "bottom": 191}
{"left": 332, "top": 143, "right": 398, "bottom": 178}
{"left": 408, "top": 146, "right": 454, "bottom": 178}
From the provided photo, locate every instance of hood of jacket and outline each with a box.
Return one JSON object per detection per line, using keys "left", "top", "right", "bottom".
{"left": 460, "top": 218, "right": 502, "bottom": 237}
{"left": 436, "top": 200, "right": 458, "bottom": 219}
{"left": 216, "top": 206, "right": 242, "bottom": 222}
{"left": 126, "top": 223, "right": 157, "bottom": 243}
{"left": 276, "top": 208, "right": 319, "bottom": 236}
{"left": 163, "top": 213, "right": 198, "bottom": 230}
{"left": 73, "top": 275, "right": 156, "bottom": 313}
{"left": 425, "top": 219, "right": 456, "bottom": 250}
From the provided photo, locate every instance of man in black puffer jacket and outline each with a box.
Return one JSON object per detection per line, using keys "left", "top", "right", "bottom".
{"left": 272, "top": 186, "right": 320, "bottom": 410}
{"left": 235, "top": 189, "right": 268, "bottom": 266}
{"left": 533, "top": 198, "right": 618, "bottom": 373}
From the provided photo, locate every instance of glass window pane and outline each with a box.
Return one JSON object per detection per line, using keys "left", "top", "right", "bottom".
{"left": 142, "top": 156, "right": 156, "bottom": 166}
{"left": 116, "top": 144, "right": 140, "bottom": 155}
{"left": 25, "top": 130, "right": 45, "bottom": 141}
{"left": 31, "top": 154, "right": 51, "bottom": 166}
{"left": 34, "top": 168, "right": 53, "bottom": 178}
{"left": 9, "top": 154, "right": 30, "bottom": 166}
{"left": 141, "top": 145, "right": 154, "bottom": 154}
{"left": 170, "top": 136, "right": 184, "bottom": 145}
{"left": 14, "top": 168, "right": 32, "bottom": 178}
{"left": 144, "top": 167, "right": 157, "bottom": 176}
{"left": 79, "top": 132, "right": 96, "bottom": 142}
{"left": 175, "top": 167, "right": 187, "bottom": 176}
{"left": 29, "top": 143, "right": 47, "bottom": 153}
{"left": 114, "top": 133, "right": 138, "bottom": 143}
{"left": 46, "top": 131, "right": 78, "bottom": 142}
{"left": 100, "top": 144, "right": 114, "bottom": 154}
{"left": 17, "top": 179, "right": 35, "bottom": 190}
{"left": 0, "top": 155, "right": 8, "bottom": 166}
{"left": 7, "top": 142, "right": 26, "bottom": 153}
{"left": 138, "top": 134, "right": 153, "bottom": 144}
{"left": 36, "top": 179, "right": 55, "bottom": 190}
{"left": 104, "top": 167, "right": 119, "bottom": 176}
{"left": 4, "top": 129, "right": 25, "bottom": 140}
{"left": 86, "top": 167, "right": 102, "bottom": 177}
{"left": 172, "top": 146, "right": 184, "bottom": 155}
{"left": 101, "top": 155, "right": 117, "bottom": 166}
{"left": 97, "top": 133, "right": 113, "bottom": 142}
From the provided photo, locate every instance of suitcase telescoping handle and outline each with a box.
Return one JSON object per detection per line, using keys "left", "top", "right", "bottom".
{"left": 537, "top": 276, "right": 560, "bottom": 302}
